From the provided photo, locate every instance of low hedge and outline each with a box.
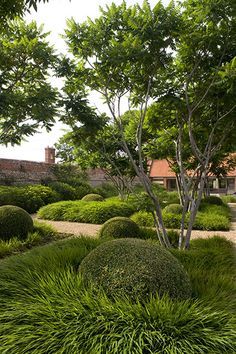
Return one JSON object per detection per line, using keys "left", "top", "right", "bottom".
{"left": 99, "top": 217, "right": 140, "bottom": 239}
{"left": 38, "top": 200, "right": 135, "bottom": 224}
{"left": 80, "top": 238, "right": 192, "bottom": 300}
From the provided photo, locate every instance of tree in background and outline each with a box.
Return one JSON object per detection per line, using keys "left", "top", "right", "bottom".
{"left": 0, "top": 20, "right": 58, "bottom": 145}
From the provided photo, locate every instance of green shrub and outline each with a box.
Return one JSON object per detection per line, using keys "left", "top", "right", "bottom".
{"left": 0, "top": 205, "right": 33, "bottom": 241}
{"left": 201, "top": 195, "right": 224, "bottom": 206}
{"left": 80, "top": 238, "right": 192, "bottom": 300}
{"left": 164, "top": 203, "right": 183, "bottom": 214}
{"left": 162, "top": 212, "right": 184, "bottom": 228}
{"left": 38, "top": 200, "right": 135, "bottom": 224}
{"left": 82, "top": 193, "right": 104, "bottom": 202}
{"left": 49, "top": 181, "right": 77, "bottom": 200}
{"left": 221, "top": 195, "right": 236, "bottom": 203}
{"left": 94, "top": 183, "right": 118, "bottom": 198}
{"left": 99, "top": 217, "right": 140, "bottom": 239}
{"left": 127, "top": 192, "right": 154, "bottom": 212}
{"left": 0, "top": 185, "right": 59, "bottom": 213}
{"left": 130, "top": 210, "right": 154, "bottom": 227}
{"left": 194, "top": 213, "right": 230, "bottom": 231}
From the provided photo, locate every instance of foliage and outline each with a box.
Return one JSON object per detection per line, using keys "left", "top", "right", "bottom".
{"left": 0, "top": 236, "right": 235, "bottom": 353}
{"left": 48, "top": 181, "right": 77, "bottom": 200}
{"left": 0, "top": 20, "right": 58, "bottom": 145}
{"left": 38, "top": 200, "right": 135, "bottom": 224}
{"left": 201, "top": 196, "right": 224, "bottom": 206}
{"left": 99, "top": 217, "right": 140, "bottom": 239}
{"left": 0, "top": 205, "right": 33, "bottom": 241}
{"left": 164, "top": 203, "right": 183, "bottom": 214}
{"left": 222, "top": 195, "right": 236, "bottom": 203}
{"left": 0, "top": 221, "right": 56, "bottom": 258}
{"left": 81, "top": 193, "right": 104, "bottom": 202}
{"left": 194, "top": 213, "right": 230, "bottom": 231}
{"left": 0, "top": 185, "right": 59, "bottom": 213}
{"left": 131, "top": 211, "right": 154, "bottom": 227}
{"left": 172, "top": 236, "right": 236, "bottom": 314}
{"left": 94, "top": 183, "right": 118, "bottom": 198}
{"left": 80, "top": 238, "right": 192, "bottom": 300}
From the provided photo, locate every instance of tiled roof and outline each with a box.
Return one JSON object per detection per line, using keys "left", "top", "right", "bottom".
{"left": 149, "top": 159, "right": 236, "bottom": 178}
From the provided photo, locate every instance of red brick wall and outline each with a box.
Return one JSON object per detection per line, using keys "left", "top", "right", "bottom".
{"left": 0, "top": 158, "right": 56, "bottom": 185}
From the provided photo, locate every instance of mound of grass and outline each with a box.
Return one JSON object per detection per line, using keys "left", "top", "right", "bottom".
{"left": 221, "top": 195, "right": 236, "bottom": 203}
{"left": 164, "top": 203, "right": 183, "bottom": 214}
{"left": 0, "top": 236, "right": 235, "bottom": 353}
{"left": 0, "top": 221, "right": 57, "bottom": 259}
{"left": 80, "top": 238, "right": 191, "bottom": 300}
{"left": 38, "top": 200, "right": 135, "bottom": 224}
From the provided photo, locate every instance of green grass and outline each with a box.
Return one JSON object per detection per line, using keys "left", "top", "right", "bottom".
{"left": 0, "top": 221, "right": 60, "bottom": 259}
{"left": 0, "top": 236, "right": 235, "bottom": 353}
{"left": 38, "top": 200, "right": 135, "bottom": 224}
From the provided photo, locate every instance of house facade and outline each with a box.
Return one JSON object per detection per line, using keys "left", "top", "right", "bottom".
{"left": 149, "top": 159, "right": 236, "bottom": 194}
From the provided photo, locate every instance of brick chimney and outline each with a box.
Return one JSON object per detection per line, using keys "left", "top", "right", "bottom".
{"left": 45, "top": 146, "right": 55, "bottom": 164}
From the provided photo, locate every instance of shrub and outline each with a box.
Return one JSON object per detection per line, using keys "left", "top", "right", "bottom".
{"left": 0, "top": 205, "right": 33, "bottom": 241}
{"left": 94, "top": 183, "right": 118, "bottom": 198}
{"left": 80, "top": 238, "right": 192, "bottom": 300}
{"left": 221, "top": 195, "right": 236, "bottom": 203}
{"left": 49, "top": 181, "right": 77, "bottom": 200}
{"left": 162, "top": 212, "right": 184, "bottom": 229}
{"left": 201, "top": 195, "right": 224, "bottom": 206}
{"left": 99, "top": 217, "right": 140, "bottom": 239}
{"left": 38, "top": 200, "right": 135, "bottom": 224}
{"left": 127, "top": 192, "right": 154, "bottom": 212}
{"left": 0, "top": 185, "right": 59, "bottom": 213}
{"left": 194, "top": 213, "right": 230, "bottom": 231}
{"left": 130, "top": 210, "right": 154, "bottom": 227}
{"left": 82, "top": 193, "right": 104, "bottom": 202}
{"left": 164, "top": 203, "right": 183, "bottom": 214}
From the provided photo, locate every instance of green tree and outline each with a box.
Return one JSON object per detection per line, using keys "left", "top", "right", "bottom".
{"left": 0, "top": 20, "right": 58, "bottom": 145}
{"left": 62, "top": 1, "right": 180, "bottom": 247}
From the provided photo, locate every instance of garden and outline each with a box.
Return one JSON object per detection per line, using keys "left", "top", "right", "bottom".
{"left": 1, "top": 0, "right": 236, "bottom": 352}
{"left": 0, "top": 181, "right": 235, "bottom": 352}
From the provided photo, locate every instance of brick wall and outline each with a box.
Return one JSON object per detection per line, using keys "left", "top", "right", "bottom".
{"left": 0, "top": 158, "right": 56, "bottom": 185}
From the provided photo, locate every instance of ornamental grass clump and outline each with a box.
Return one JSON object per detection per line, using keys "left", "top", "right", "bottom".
{"left": 80, "top": 238, "right": 192, "bottom": 300}
{"left": 0, "top": 205, "right": 33, "bottom": 241}
{"left": 99, "top": 216, "right": 140, "bottom": 239}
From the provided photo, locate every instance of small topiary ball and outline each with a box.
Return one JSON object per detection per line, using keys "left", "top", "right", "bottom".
{"left": 80, "top": 238, "right": 192, "bottom": 300}
{"left": 82, "top": 193, "right": 104, "bottom": 202}
{"left": 202, "top": 196, "right": 224, "bottom": 206}
{"left": 164, "top": 203, "right": 183, "bottom": 214}
{"left": 0, "top": 205, "right": 33, "bottom": 241}
{"left": 99, "top": 217, "right": 140, "bottom": 239}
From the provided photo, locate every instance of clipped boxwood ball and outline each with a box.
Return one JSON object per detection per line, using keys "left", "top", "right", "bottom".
{"left": 82, "top": 193, "right": 104, "bottom": 202}
{"left": 80, "top": 238, "right": 192, "bottom": 300}
{"left": 99, "top": 217, "right": 140, "bottom": 239}
{"left": 164, "top": 203, "right": 183, "bottom": 214}
{"left": 0, "top": 205, "right": 33, "bottom": 241}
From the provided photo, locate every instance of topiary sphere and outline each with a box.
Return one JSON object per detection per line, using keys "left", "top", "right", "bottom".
{"left": 99, "top": 217, "right": 140, "bottom": 239}
{"left": 82, "top": 194, "right": 104, "bottom": 202}
{"left": 164, "top": 203, "right": 183, "bottom": 214}
{"left": 80, "top": 238, "right": 192, "bottom": 300}
{"left": 202, "top": 196, "right": 224, "bottom": 206}
{"left": 0, "top": 205, "right": 33, "bottom": 241}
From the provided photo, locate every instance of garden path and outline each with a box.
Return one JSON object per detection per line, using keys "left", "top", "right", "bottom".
{"left": 33, "top": 216, "right": 236, "bottom": 244}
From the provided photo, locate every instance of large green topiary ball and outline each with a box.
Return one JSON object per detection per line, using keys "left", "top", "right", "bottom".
{"left": 80, "top": 238, "right": 192, "bottom": 300}
{"left": 99, "top": 217, "right": 140, "bottom": 239}
{"left": 164, "top": 203, "right": 183, "bottom": 214}
{"left": 82, "top": 193, "right": 104, "bottom": 202}
{"left": 0, "top": 205, "right": 33, "bottom": 241}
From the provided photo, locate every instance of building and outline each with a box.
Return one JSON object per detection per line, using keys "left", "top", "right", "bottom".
{"left": 149, "top": 159, "right": 236, "bottom": 194}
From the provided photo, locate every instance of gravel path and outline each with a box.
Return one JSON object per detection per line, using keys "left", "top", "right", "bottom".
{"left": 34, "top": 216, "right": 236, "bottom": 244}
